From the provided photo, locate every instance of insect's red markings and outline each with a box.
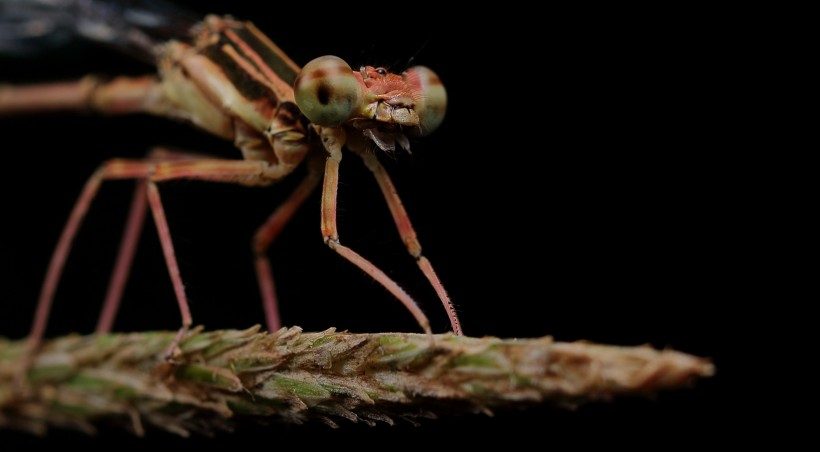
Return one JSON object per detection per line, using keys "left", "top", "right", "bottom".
{"left": 222, "top": 28, "right": 293, "bottom": 102}
{"left": 347, "top": 68, "right": 421, "bottom": 128}
{"left": 220, "top": 43, "right": 280, "bottom": 97}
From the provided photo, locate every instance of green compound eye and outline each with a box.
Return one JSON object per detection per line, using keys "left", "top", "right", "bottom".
{"left": 406, "top": 66, "right": 447, "bottom": 136}
{"left": 294, "top": 55, "right": 363, "bottom": 126}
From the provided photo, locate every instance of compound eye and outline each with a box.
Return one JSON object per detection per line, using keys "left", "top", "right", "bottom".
{"left": 294, "top": 55, "right": 363, "bottom": 126}
{"left": 406, "top": 66, "right": 447, "bottom": 135}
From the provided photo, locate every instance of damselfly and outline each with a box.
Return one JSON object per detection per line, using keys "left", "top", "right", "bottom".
{"left": 0, "top": 0, "right": 462, "bottom": 360}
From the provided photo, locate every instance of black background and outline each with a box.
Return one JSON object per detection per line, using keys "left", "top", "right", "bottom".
{"left": 1, "top": 1, "right": 735, "bottom": 448}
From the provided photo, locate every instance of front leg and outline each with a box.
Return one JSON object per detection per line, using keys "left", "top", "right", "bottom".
{"left": 355, "top": 149, "right": 463, "bottom": 336}
{"left": 316, "top": 126, "right": 432, "bottom": 338}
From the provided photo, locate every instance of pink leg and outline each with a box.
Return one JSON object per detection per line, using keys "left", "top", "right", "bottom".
{"left": 27, "top": 168, "right": 105, "bottom": 351}
{"left": 24, "top": 156, "right": 285, "bottom": 369}
{"left": 96, "top": 180, "right": 148, "bottom": 334}
{"left": 317, "top": 128, "right": 432, "bottom": 337}
{"left": 253, "top": 163, "right": 322, "bottom": 332}
{"left": 95, "top": 149, "right": 219, "bottom": 334}
{"left": 356, "top": 151, "right": 463, "bottom": 335}
{"left": 19, "top": 168, "right": 107, "bottom": 386}
{"left": 146, "top": 181, "right": 192, "bottom": 357}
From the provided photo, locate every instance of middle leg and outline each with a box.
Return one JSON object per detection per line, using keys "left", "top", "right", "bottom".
{"left": 252, "top": 155, "right": 323, "bottom": 332}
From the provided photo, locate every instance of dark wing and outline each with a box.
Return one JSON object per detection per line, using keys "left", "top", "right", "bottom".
{"left": 0, "top": 0, "right": 199, "bottom": 63}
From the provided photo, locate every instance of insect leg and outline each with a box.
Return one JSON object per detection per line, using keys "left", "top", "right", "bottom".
{"left": 355, "top": 150, "right": 463, "bottom": 336}
{"left": 252, "top": 157, "right": 322, "bottom": 332}
{"left": 317, "top": 127, "right": 432, "bottom": 338}
{"left": 96, "top": 179, "right": 148, "bottom": 334}
{"left": 95, "top": 148, "right": 226, "bottom": 334}
{"left": 23, "top": 157, "right": 282, "bottom": 373}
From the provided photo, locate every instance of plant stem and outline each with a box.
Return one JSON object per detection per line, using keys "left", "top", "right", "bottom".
{"left": 0, "top": 326, "right": 713, "bottom": 436}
